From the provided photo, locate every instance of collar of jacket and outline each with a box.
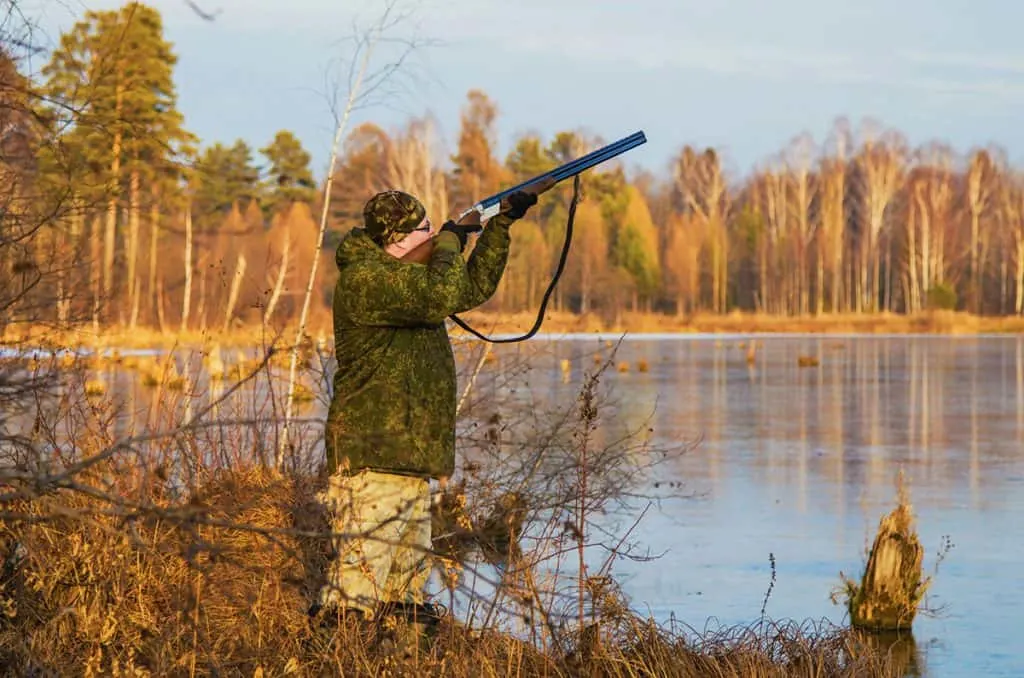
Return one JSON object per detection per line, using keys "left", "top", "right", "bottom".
{"left": 335, "top": 227, "right": 401, "bottom": 271}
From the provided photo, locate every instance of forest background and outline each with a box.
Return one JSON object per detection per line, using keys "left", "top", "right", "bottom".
{"left": 6, "top": 1, "right": 1024, "bottom": 343}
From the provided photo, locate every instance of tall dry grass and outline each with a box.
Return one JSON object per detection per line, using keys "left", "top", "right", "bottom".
{"left": 0, "top": 343, "right": 914, "bottom": 677}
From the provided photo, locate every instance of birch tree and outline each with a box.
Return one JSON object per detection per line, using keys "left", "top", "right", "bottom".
{"left": 277, "top": 0, "right": 427, "bottom": 468}
{"left": 674, "top": 146, "right": 728, "bottom": 312}
{"left": 818, "top": 122, "right": 850, "bottom": 313}
{"left": 1000, "top": 172, "right": 1024, "bottom": 314}
{"left": 784, "top": 133, "right": 817, "bottom": 314}
{"left": 966, "top": 148, "right": 998, "bottom": 313}
{"left": 385, "top": 116, "right": 449, "bottom": 223}
{"left": 853, "top": 124, "right": 905, "bottom": 312}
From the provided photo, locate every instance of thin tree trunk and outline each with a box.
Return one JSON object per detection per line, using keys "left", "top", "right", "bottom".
{"left": 816, "top": 245, "right": 824, "bottom": 315}
{"left": 196, "top": 251, "right": 208, "bottom": 331}
{"left": 91, "top": 215, "right": 101, "bottom": 334}
{"left": 759, "top": 239, "right": 767, "bottom": 314}
{"left": 181, "top": 206, "right": 193, "bottom": 332}
{"left": 885, "top": 237, "right": 893, "bottom": 312}
{"left": 719, "top": 232, "right": 728, "bottom": 313}
{"left": 128, "top": 168, "right": 141, "bottom": 328}
{"left": 103, "top": 78, "right": 125, "bottom": 316}
{"left": 56, "top": 215, "right": 68, "bottom": 325}
{"left": 223, "top": 253, "right": 247, "bottom": 332}
{"left": 857, "top": 242, "right": 866, "bottom": 313}
{"left": 979, "top": 225, "right": 992, "bottom": 315}
{"left": 908, "top": 189, "right": 920, "bottom": 314}
{"left": 263, "top": 233, "right": 290, "bottom": 325}
{"left": 148, "top": 201, "right": 159, "bottom": 327}
{"left": 1001, "top": 258, "right": 1008, "bottom": 314}
{"left": 157, "top": 277, "right": 167, "bottom": 333}
{"left": 971, "top": 209, "right": 980, "bottom": 313}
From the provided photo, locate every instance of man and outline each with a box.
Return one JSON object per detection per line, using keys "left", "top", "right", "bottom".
{"left": 313, "top": 188, "right": 537, "bottom": 631}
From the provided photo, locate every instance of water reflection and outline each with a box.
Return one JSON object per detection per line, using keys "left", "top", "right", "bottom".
{"left": 859, "top": 630, "right": 924, "bottom": 678}
{"left": 478, "top": 335, "right": 1023, "bottom": 678}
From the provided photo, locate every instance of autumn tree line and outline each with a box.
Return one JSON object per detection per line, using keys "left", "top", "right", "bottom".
{"left": 4, "top": 2, "right": 1024, "bottom": 340}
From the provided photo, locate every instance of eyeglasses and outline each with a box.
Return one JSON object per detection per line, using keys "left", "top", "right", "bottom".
{"left": 413, "top": 217, "right": 431, "bottom": 233}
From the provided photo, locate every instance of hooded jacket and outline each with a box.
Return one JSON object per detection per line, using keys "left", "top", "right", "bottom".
{"left": 325, "top": 216, "right": 513, "bottom": 478}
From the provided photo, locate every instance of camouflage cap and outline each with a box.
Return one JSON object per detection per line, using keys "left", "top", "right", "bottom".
{"left": 363, "top": 190, "right": 427, "bottom": 247}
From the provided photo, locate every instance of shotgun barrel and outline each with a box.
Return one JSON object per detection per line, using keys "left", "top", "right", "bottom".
{"left": 463, "top": 130, "right": 647, "bottom": 221}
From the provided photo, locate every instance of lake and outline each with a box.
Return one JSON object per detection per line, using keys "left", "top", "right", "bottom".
{"left": 464, "top": 333, "right": 1022, "bottom": 678}
{"left": 5, "top": 333, "right": 1022, "bottom": 676}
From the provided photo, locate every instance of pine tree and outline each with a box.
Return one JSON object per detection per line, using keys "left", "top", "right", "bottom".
{"left": 193, "top": 140, "right": 261, "bottom": 227}
{"left": 41, "top": 1, "right": 194, "bottom": 326}
{"left": 506, "top": 135, "right": 555, "bottom": 181}
{"left": 260, "top": 130, "right": 317, "bottom": 215}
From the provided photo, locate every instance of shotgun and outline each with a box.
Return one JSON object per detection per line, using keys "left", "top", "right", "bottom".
{"left": 402, "top": 131, "right": 647, "bottom": 263}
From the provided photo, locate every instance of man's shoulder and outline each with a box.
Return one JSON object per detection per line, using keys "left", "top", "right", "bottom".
{"left": 336, "top": 229, "right": 387, "bottom": 272}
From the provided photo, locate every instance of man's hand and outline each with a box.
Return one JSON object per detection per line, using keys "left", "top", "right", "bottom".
{"left": 505, "top": 190, "right": 538, "bottom": 220}
{"left": 440, "top": 219, "right": 482, "bottom": 251}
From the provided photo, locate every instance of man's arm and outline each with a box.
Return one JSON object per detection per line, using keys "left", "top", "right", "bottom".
{"left": 342, "top": 222, "right": 511, "bottom": 327}
{"left": 452, "top": 213, "right": 513, "bottom": 314}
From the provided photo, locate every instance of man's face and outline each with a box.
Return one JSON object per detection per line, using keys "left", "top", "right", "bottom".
{"left": 384, "top": 214, "right": 433, "bottom": 259}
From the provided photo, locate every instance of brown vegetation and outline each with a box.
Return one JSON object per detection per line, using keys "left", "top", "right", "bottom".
{"left": 0, "top": 461, "right": 907, "bottom": 678}
{"left": 0, "top": 348, "right": 915, "bottom": 677}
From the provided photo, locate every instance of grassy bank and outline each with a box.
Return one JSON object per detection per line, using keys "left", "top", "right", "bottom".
{"left": 0, "top": 464, "right": 908, "bottom": 677}
{"left": 2, "top": 309, "right": 1022, "bottom": 352}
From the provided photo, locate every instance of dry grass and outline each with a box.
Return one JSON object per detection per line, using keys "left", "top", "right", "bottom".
{"left": 0, "top": 348, "right": 918, "bottom": 677}
{"left": 0, "top": 462, "right": 910, "bottom": 677}
{"left": 0, "top": 321, "right": 327, "bottom": 352}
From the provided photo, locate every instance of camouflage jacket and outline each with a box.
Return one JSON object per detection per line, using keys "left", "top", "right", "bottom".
{"left": 325, "top": 216, "right": 513, "bottom": 478}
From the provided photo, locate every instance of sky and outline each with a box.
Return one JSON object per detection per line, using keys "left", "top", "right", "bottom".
{"left": 22, "top": 0, "right": 1024, "bottom": 183}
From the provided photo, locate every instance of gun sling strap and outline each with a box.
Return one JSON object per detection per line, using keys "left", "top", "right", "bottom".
{"left": 448, "top": 174, "right": 582, "bottom": 344}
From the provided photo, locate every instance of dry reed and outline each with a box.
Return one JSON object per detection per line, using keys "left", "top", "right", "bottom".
{"left": 0, "top": 350, "right": 915, "bottom": 677}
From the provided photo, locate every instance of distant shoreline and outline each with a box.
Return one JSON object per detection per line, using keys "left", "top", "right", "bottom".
{"left": 3, "top": 310, "right": 1022, "bottom": 350}
{"left": 451, "top": 309, "right": 1024, "bottom": 338}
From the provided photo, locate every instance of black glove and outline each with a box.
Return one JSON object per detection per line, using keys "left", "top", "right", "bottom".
{"left": 506, "top": 191, "right": 538, "bottom": 220}
{"left": 439, "top": 220, "right": 482, "bottom": 251}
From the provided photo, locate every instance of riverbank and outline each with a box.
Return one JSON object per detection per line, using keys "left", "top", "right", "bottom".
{"left": 3, "top": 309, "right": 1021, "bottom": 351}
{"left": 0, "top": 463, "right": 909, "bottom": 677}
{"left": 452, "top": 309, "right": 1024, "bottom": 337}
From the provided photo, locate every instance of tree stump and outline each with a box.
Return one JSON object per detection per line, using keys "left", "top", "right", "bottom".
{"left": 842, "top": 480, "right": 930, "bottom": 631}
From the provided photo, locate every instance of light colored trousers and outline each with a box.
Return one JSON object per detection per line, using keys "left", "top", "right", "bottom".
{"left": 316, "top": 469, "right": 432, "bottom": 617}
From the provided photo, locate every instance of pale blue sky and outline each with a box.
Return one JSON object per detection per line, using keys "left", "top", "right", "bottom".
{"left": 27, "top": 0, "right": 1024, "bottom": 182}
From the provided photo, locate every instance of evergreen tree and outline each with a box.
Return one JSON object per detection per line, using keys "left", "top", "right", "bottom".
{"left": 193, "top": 139, "right": 261, "bottom": 226}
{"left": 260, "top": 130, "right": 317, "bottom": 215}
{"left": 506, "top": 135, "right": 554, "bottom": 181}
{"left": 41, "top": 1, "right": 194, "bottom": 325}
